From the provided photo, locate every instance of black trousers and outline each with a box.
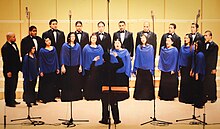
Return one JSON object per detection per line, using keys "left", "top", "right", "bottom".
{"left": 101, "top": 94, "right": 119, "bottom": 121}
{"left": 4, "top": 73, "right": 18, "bottom": 105}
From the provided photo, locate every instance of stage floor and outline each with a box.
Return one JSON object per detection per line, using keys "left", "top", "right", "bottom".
{"left": 0, "top": 88, "right": 220, "bottom": 129}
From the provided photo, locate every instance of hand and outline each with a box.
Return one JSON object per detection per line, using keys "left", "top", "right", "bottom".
{"left": 190, "top": 70, "right": 194, "bottom": 77}
{"left": 132, "top": 72, "right": 136, "bottom": 77}
{"left": 61, "top": 65, "right": 66, "bottom": 74}
{"left": 7, "top": 72, "right": 12, "bottom": 78}
{"left": 40, "top": 72, "right": 44, "bottom": 77}
{"left": 56, "top": 69, "right": 60, "bottom": 74}
{"left": 211, "top": 69, "right": 217, "bottom": 74}
{"left": 112, "top": 52, "right": 118, "bottom": 57}
{"left": 78, "top": 65, "right": 82, "bottom": 73}
{"left": 171, "top": 71, "right": 175, "bottom": 75}
{"left": 93, "top": 56, "right": 100, "bottom": 61}
{"left": 178, "top": 70, "right": 181, "bottom": 77}
{"left": 195, "top": 73, "right": 199, "bottom": 80}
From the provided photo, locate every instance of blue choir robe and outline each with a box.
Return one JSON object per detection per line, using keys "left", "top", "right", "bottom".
{"left": 60, "top": 42, "right": 83, "bottom": 101}
{"left": 133, "top": 44, "right": 154, "bottom": 75}
{"left": 38, "top": 46, "right": 59, "bottom": 73}
{"left": 133, "top": 44, "right": 155, "bottom": 100}
{"left": 158, "top": 46, "right": 178, "bottom": 72}
{"left": 192, "top": 52, "right": 206, "bottom": 80}
{"left": 22, "top": 54, "right": 38, "bottom": 103}
{"left": 60, "top": 42, "right": 82, "bottom": 66}
{"left": 178, "top": 45, "right": 194, "bottom": 68}
{"left": 82, "top": 44, "right": 104, "bottom": 73}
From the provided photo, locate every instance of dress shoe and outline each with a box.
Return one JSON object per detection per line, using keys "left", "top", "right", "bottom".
{"left": 211, "top": 100, "right": 216, "bottom": 103}
{"left": 14, "top": 101, "right": 20, "bottom": 105}
{"left": 114, "top": 120, "right": 121, "bottom": 124}
{"left": 27, "top": 103, "right": 32, "bottom": 107}
{"left": 33, "top": 102, "right": 38, "bottom": 106}
{"left": 6, "top": 104, "right": 16, "bottom": 107}
{"left": 99, "top": 120, "right": 109, "bottom": 125}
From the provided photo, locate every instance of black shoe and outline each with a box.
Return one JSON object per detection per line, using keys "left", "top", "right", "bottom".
{"left": 33, "top": 102, "right": 38, "bottom": 106}
{"left": 6, "top": 104, "right": 16, "bottom": 107}
{"left": 14, "top": 101, "right": 20, "bottom": 105}
{"left": 99, "top": 120, "right": 109, "bottom": 125}
{"left": 27, "top": 103, "right": 32, "bottom": 107}
{"left": 211, "top": 100, "right": 216, "bottom": 103}
{"left": 52, "top": 100, "right": 57, "bottom": 102}
{"left": 114, "top": 120, "right": 121, "bottom": 124}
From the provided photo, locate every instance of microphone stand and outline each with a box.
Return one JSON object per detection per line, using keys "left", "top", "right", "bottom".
{"left": 176, "top": 10, "right": 207, "bottom": 126}
{"left": 141, "top": 11, "right": 172, "bottom": 126}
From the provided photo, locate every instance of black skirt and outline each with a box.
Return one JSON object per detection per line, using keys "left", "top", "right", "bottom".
{"left": 179, "top": 66, "right": 194, "bottom": 104}
{"left": 133, "top": 69, "right": 154, "bottom": 100}
{"left": 158, "top": 71, "right": 178, "bottom": 100}
{"left": 84, "top": 68, "right": 102, "bottom": 100}
{"left": 23, "top": 79, "right": 37, "bottom": 103}
{"left": 38, "top": 72, "right": 57, "bottom": 102}
{"left": 61, "top": 65, "right": 83, "bottom": 102}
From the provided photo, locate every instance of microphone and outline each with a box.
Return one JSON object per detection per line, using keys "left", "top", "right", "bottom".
{"left": 25, "top": 7, "right": 30, "bottom": 19}
{"left": 69, "top": 10, "right": 72, "bottom": 18}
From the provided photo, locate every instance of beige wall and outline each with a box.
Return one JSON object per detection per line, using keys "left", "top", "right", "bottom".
{"left": 0, "top": 0, "right": 220, "bottom": 56}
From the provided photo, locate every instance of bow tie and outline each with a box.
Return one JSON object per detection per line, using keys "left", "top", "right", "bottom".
{"left": 143, "top": 31, "right": 149, "bottom": 34}
{"left": 99, "top": 32, "right": 104, "bottom": 35}
{"left": 76, "top": 31, "right": 82, "bottom": 34}
{"left": 120, "top": 31, "right": 125, "bottom": 33}
{"left": 52, "top": 29, "right": 58, "bottom": 32}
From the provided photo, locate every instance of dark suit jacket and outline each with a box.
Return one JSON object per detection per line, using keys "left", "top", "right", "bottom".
{"left": 74, "top": 31, "right": 89, "bottom": 49}
{"left": 190, "top": 32, "right": 205, "bottom": 44}
{"left": 113, "top": 30, "right": 134, "bottom": 57}
{"left": 159, "top": 33, "right": 181, "bottom": 54}
{"left": 42, "top": 29, "right": 65, "bottom": 58}
{"left": 20, "top": 35, "right": 44, "bottom": 58}
{"left": 1, "top": 42, "right": 21, "bottom": 75}
{"left": 204, "top": 41, "right": 218, "bottom": 73}
{"left": 135, "top": 31, "right": 157, "bottom": 56}
{"left": 95, "top": 32, "right": 111, "bottom": 53}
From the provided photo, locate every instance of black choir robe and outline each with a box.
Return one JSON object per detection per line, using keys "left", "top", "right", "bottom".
{"left": 95, "top": 32, "right": 111, "bottom": 53}
{"left": 74, "top": 31, "right": 89, "bottom": 49}
{"left": 135, "top": 31, "right": 157, "bottom": 56}
{"left": 113, "top": 30, "right": 134, "bottom": 57}
{"left": 203, "top": 41, "right": 219, "bottom": 101}
{"left": 159, "top": 33, "right": 181, "bottom": 53}
{"left": 20, "top": 35, "right": 44, "bottom": 58}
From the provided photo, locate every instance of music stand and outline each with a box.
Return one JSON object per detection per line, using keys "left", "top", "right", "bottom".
{"left": 102, "top": 86, "right": 128, "bottom": 129}
{"left": 58, "top": 101, "right": 89, "bottom": 127}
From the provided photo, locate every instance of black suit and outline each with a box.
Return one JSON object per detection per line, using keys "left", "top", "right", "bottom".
{"left": 1, "top": 42, "right": 21, "bottom": 105}
{"left": 159, "top": 33, "right": 181, "bottom": 54}
{"left": 135, "top": 31, "right": 157, "bottom": 56}
{"left": 203, "top": 41, "right": 219, "bottom": 101}
{"left": 42, "top": 29, "right": 65, "bottom": 59}
{"left": 190, "top": 32, "right": 205, "bottom": 44}
{"left": 113, "top": 30, "right": 134, "bottom": 57}
{"left": 95, "top": 32, "right": 111, "bottom": 53}
{"left": 74, "top": 31, "right": 89, "bottom": 49}
{"left": 20, "top": 35, "right": 44, "bottom": 58}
